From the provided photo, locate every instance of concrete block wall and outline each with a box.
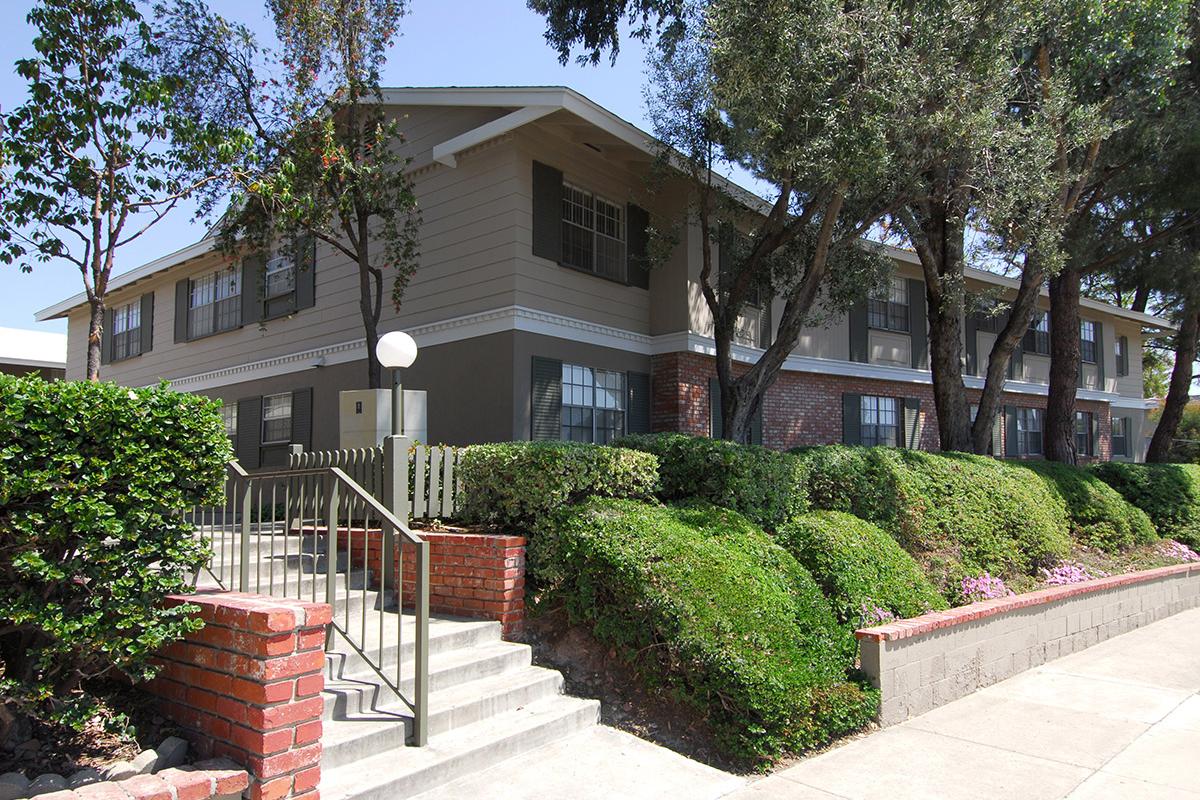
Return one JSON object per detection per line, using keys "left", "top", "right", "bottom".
{"left": 147, "top": 592, "right": 332, "bottom": 800}
{"left": 856, "top": 563, "right": 1200, "bottom": 726}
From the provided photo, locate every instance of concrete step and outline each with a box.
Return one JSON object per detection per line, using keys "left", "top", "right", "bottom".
{"left": 320, "top": 695, "right": 601, "bottom": 800}
{"left": 322, "top": 620, "right": 506, "bottom": 688}
{"left": 320, "top": 665, "right": 566, "bottom": 766}
{"left": 324, "top": 638, "right": 532, "bottom": 708}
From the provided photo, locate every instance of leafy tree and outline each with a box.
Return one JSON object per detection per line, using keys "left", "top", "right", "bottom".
{"left": 160, "top": 0, "right": 420, "bottom": 389}
{"left": 530, "top": 0, "right": 684, "bottom": 64}
{"left": 0, "top": 0, "right": 247, "bottom": 380}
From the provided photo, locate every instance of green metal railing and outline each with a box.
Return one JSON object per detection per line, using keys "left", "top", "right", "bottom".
{"left": 187, "top": 461, "right": 430, "bottom": 745}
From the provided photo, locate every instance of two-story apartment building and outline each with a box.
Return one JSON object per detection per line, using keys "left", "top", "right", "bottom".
{"left": 36, "top": 87, "right": 1168, "bottom": 464}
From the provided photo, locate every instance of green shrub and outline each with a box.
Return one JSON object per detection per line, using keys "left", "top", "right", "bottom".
{"left": 0, "top": 376, "right": 229, "bottom": 718}
{"left": 776, "top": 511, "right": 948, "bottom": 626}
{"left": 614, "top": 432, "right": 808, "bottom": 529}
{"left": 793, "top": 446, "right": 1072, "bottom": 587}
{"left": 456, "top": 441, "right": 659, "bottom": 530}
{"left": 1016, "top": 461, "right": 1158, "bottom": 552}
{"left": 536, "top": 498, "right": 877, "bottom": 765}
{"left": 1091, "top": 462, "right": 1200, "bottom": 547}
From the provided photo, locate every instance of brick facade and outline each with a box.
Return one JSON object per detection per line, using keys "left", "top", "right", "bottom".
{"left": 651, "top": 350, "right": 1113, "bottom": 461}
{"left": 147, "top": 592, "right": 331, "bottom": 800}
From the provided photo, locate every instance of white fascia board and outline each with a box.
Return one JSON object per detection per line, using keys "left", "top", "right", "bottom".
{"left": 2, "top": 357, "right": 65, "bottom": 369}
{"left": 432, "top": 105, "right": 559, "bottom": 167}
{"left": 35, "top": 238, "right": 216, "bottom": 321}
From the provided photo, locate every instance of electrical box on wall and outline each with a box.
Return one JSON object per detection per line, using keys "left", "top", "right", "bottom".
{"left": 338, "top": 388, "right": 428, "bottom": 448}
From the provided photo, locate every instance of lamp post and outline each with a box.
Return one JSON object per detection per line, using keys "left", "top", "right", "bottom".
{"left": 375, "top": 331, "right": 418, "bottom": 436}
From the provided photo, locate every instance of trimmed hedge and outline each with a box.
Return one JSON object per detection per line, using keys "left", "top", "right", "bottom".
{"left": 0, "top": 376, "right": 228, "bottom": 719}
{"left": 1016, "top": 461, "right": 1158, "bottom": 552}
{"left": 1091, "top": 462, "right": 1200, "bottom": 548}
{"left": 615, "top": 432, "right": 808, "bottom": 529}
{"left": 776, "top": 511, "right": 948, "bottom": 626}
{"left": 793, "top": 446, "right": 1072, "bottom": 587}
{"left": 536, "top": 498, "right": 876, "bottom": 765}
{"left": 456, "top": 441, "right": 659, "bottom": 530}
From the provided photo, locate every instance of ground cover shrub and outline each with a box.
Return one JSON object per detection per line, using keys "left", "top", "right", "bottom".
{"left": 1091, "top": 462, "right": 1200, "bottom": 548}
{"left": 535, "top": 498, "right": 877, "bottom": 765}
{"left": 615, "top": 432, "right": 808, "bottom": 529}
{"left": 775, "top": 511, "right": 947, "bottom": 626}
{"left": 0, "top": 376, "right": 229, "bottom": 723}
{"left": 456, "top": 441, "right": 659, "bottom": 530}
{"left": 793, "top": 446, "right": 1072, "bottom": 591}
{"left": 1014, "top": 461, "right": 1157, "bottom": 553}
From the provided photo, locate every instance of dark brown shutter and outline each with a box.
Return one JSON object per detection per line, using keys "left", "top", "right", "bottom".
{"left": 174, "top": 278, "right": 190, "bottom": 343}
{"left": 750, "top": 398, "right": 763, "bottom": 446}
{"left": 532, "top": 161, "right": 563, "bottom": 262}
{"left": 902, "top": 397, "right": 921, "bottom": 449}
{"left": 848, "top": 301, "right": 868, "bottom": 363}
{"left": 709, "top": 377, "right": 723, "bottom": 438}
{"left": 626, "top": 203, "right": 650, "bottom": 290}
{"left": 626, "top": 371, "right": 651, "bottom": 434}
{"left": 291, "top": 387, "right": 313, "bottom": 450}
{"left": 908, "top": 279, "right": 927, "bottom": 369}
{"left": 1095, "top": 321, "right": 1105, "bottom": 388}
{"left": 242, "top": 253, "right": 266, "bottom": 326}
{"left": 139, "top": 292, "right": 154, "bottom": 354}
{"left": 295, "top": 235, "right": 316, "bottom": 311}
{"left": 236, "top": 396, "right": 262, "bottom": 469}
{"left": 1091, "top": 412, "right": 1100, "bottom": 457}
{"left": 842, "top": 393, "right": 862, "bottom": 445}
{"left": 531, "top": 356, "right": 563, "bottom": 440}
{"left": 101, "top": 307, "right": 114, "bottom": 365}
{"left": 965, "top": 312, "right": 978, "bottom": 376}
{"left": 1005, "top": 405, "right": 1019, "bottom": 457}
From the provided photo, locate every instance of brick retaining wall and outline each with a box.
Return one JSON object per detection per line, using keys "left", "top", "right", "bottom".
{"left": 40, "top": 761, "right": 249, "bottom": 800}
{"left": 855, "top": 563, "right": 1200, "bottom": 725}
{"left": 147, "top": 592, "right": 331, "bottom": 800}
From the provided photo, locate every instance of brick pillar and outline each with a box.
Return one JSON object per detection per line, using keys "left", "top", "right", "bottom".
{"left": 147, "top": 591, "right": 331, "bottom": 800}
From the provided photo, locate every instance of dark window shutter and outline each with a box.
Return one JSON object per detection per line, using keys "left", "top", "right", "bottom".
{"left": 626, "top": 203, "right": 650, "bottom": 290}
{"left": 291, "top": 387, "right": 313, "bottom": 450}
{"left": 965, "top": 313, "right": 978, "bottom": 376}
{"left": 236, "top": 397, "right": 262, "bottom": 469}
{"left": 1091, "top": 412, "right": 1100, "bottom": 458}
{"left": 140, "top": 292, "right": 154, "bottom": 354}
{"left": 1008, "top": 340, "right": 1024, "bottom": 380}
{"left": 848, "top": 301, "right": 868, "bottom": 363}
{"left": 531, "top": 356, "right": 563, "bottom": 440}
{"left": 750, "top": 398, "right": 763, "bottom": 446}
{"left": 532, "top": 161, "right": 563, "bottom": 262}
{"left": 709, "top": 377, "right": 723, "bottom": 438}
{"left": 902, "top": 397, "right": 921, "bottom": 449}
{"left": 295, "top": 236, "right": 316, "bottom": 310}
{"left": 991, "top": 408, "right": 1004, "bottom": 457}
{"left": 626, "top": 371, "right": 651, "bottom": 434}
{"left": 174, "top": 278, "right": 190, "bottom": 343}
{"left": 842, "top": 393, "right": 862, "bottom": 445}
{"left": 908, "top": 279, "right": 927, "bottom": 369}
{"left": 1005, "top": 405, "right": 1018, "bottom": 457}
{"left": 1117, "top": 336, "right": 1129, "bottom": 376}
{"left": 101, "top": 307, "right": 114, "bottom": 365}
{"left": 1095, "top": 321, "right": 1105, "bottom": 388}
{"left": 242, "top": 253, "right": 266, "bottom": 325}
{"left": 759, "top": 299, "right": 773, "bottom": 349}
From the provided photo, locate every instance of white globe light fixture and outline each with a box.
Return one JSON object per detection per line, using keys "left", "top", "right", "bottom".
{"left": 375, "top": 331, "right": 418, "bottom": 436}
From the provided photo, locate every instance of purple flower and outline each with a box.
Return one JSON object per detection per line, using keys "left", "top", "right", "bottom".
{"left": 1158, "top": 539, "right": 1200, "bottom": 563}
{"left": 858, "top": 601, "right": 895, "bottom": 626}
{"left": 1041, "top": 560, "right": 1106, "bottom": 586}
{"left": 960, "top": 572, "right": 1014, "bottom": 603}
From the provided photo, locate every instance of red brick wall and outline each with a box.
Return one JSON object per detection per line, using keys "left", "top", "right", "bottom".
{"left": 651, "top": 350, "right": 1113, "bottom": 460}
{"left": 147, "top": 592, "right": 330, "bottom": 800}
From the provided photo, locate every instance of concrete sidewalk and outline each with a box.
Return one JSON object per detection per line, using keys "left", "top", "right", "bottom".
{"left": 735, "top": 606, "right": 1200, "bottom": 800}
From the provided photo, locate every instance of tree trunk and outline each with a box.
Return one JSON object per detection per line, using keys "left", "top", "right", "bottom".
{"left": 1146, "top": 297, "right": 1200, "bottom": 462}
{"left": 1045, "top": 269, "right": 1082, "bottom": 463}
{"left": 86, "top": 298, "right": 104, "bottom": 381}
{"left": 354, "top": 230, "right": 383, "bottom": 389}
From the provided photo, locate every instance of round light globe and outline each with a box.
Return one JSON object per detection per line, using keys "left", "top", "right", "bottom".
{"left": 376, "top": 331, "right": 418, "bottom": 369}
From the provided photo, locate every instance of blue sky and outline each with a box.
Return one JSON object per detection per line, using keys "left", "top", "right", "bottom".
{"left": 0, "top": 1, "right": 656, "bottom": 333}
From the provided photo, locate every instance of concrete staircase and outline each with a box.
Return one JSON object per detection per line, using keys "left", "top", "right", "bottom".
{"left": 198, "top": 530, "right": 600, "bottom": 800}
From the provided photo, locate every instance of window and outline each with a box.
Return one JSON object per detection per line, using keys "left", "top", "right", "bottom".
{"left": 1112, "top": 416, "right": 1128, "bottom": 458}
{"left": 868, "top": 276, "right": 909, "bottom": 332}
{"left": 1014, "top": 407, "right": 1043, "bottom": 457}
{"left": 860, "top": 396, "right": 899, "bottom": 447}
{"left": 265, "top": 253, "right": 296, "bottom": 300}
{"left": 560, "top": 364, "right": 625, "bottom": 444}
{"left": 1075, "top": 411, "right": 1094, "bottom": 457}
{"left": 1080, "top": 320, "right": 1097, "bottom": 363}
{"left": 111, "top": 300, "right": 142, "bottom": 361}
{"left": 1116, "top": 335, "right": 1130, "bottom": 377}
{"left": 1023, "top": 312, "right": 1050, "bottom": 355}
{"left": 221, "top": 404, "right": 237, "bottom": 440}
{"left": 189, "top": 270, "right": 241, "bottom": 339}
{"left": 561, "top": 183, "right": 625, "bottom": 281}
{"left": 261, "top": 393, "right": 293, "bottom": 445}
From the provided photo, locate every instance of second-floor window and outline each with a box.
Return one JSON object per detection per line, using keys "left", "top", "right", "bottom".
{"left": 860, "top": 395, "right": 899, "bottom": 447}
{"left": 561, "top": 363, "right": 625, "bottom": 444}
{"left": 1014, "top": 407, "right": 1043, "bottom": 457}
{"left": 868, "top": 276, "right": 909, "bottom": 332}
{"left": 261, "top": 392, "right": 293, "bottom": 445}
{"left": 111, "top": 300, "right": 142, "bottom": 361}
{"left": 1080, "top": 320, "right": 1097, "bottom": 363}
{"left": 265, "top": 253, "right": 296, "bottom": 301}
{"left": 562, "top": 183, "right": 625, "bottom": 281}
{"left": 1075, "top": 411, "right": 1095, "bottom": 457}
{"left": 1024, "top": 312, "right": 1050, "bottom": 355}
{"left": 189, "top": 270, "right": 241, "bottom": 339}
{"left": 221, "top": 404, "right": 237, "bottom": 440}
{"left": 1115, "top": 335, "right": 1130, "bottom": 376}
{"left": 1112, "top": 416, "right": 1128, "bottom": 457}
